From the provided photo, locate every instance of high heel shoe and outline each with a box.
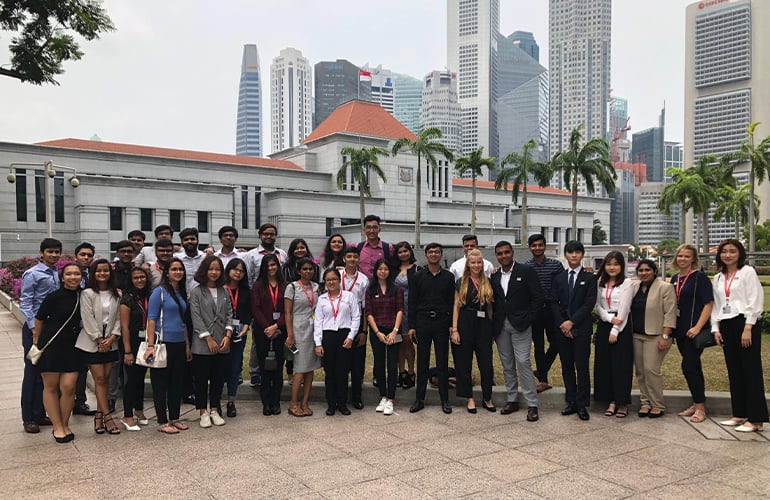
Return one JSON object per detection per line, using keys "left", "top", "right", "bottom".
{"left": 94, "top": 412, "right": 105, "bottom": 434}
{"left": 120, "top": 417, "right": 141, "bottom": 431}
{"left": 467, "top": 400, "right": 477, "bottom": 414}
{"left": 482, "top": 401, "right": 497, "bottom": 412}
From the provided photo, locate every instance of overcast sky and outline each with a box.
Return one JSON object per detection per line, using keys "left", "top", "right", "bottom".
{"left": 0, "top": 0, "right": 692, "bottom": 156}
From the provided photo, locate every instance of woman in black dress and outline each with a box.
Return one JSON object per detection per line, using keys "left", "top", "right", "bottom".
{"left": 119, "top": 267, "right": 152, "bottom": 431}
{"left": 34, "top": 262, "right": 82, "bottom": 443}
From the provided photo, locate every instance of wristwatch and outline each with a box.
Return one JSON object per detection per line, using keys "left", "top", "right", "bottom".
{"left": 662, "top": 334, "right": 670, "bottom": 340}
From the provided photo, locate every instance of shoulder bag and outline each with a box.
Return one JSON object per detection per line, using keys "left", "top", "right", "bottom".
{"left": 136, "top": 290, "right": 169, "bottom": 368}
{"left": 27, "top": 294, "right": 80, "bottom": 365}
{"left": 691, "top": 274, "right": 717, "bottom": 350}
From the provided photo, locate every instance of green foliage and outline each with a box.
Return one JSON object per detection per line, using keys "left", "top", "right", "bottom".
{"left": 591, "top": 219, "right": 607, "bottom": 245}
{"left": 657, "top": 239, "right": 681, "bottom": 256}
{"left": 0, "top": 0, "right": 115, "bottom": 85}
{"left": 754, "top": 220, "right": 770, "bottom": 252}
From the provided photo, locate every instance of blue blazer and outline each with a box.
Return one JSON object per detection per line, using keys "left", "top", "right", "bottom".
{"left": 549, "top": 268, "right": 597, "bottom": 337}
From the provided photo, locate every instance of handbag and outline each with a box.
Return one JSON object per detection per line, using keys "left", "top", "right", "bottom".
{"left": 27, "top": 294, "right": 80, "bottom": 365}
{"left": 136, "top": 290, "right": 168, "bottom": 368}
{"left": 690, "top": 276, "right": 716, "bottom": 350}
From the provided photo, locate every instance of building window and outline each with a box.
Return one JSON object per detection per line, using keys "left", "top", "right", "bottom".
{"left": 552, "top": 228, "right": 559, "bottom": 243}
{"left": 566, "top": 228, "right": 572, "bottom": 241}
{"left": 241, "top": 186, "right": 249, "bottom": 229}
{"left": 54, "top": 174, "right": 64, "bottom": 223}
{"left": 169, "top": 210, "right": 182, "bottom": 232}
{"left": 326, "top": 217, "right": 334, "bottom": 237}
{"left": 109, "top": 207, "right": 124, "bottom": 231}
{"left": 140, "top": 208, "right": 154, "bottom": 232}
{"left": 254, "top": 187, "right": 262, "bottom": 228}
{"left": 34, "top": 170, "right": 45, "bottom": 222}
{"left": 197, "top": 211, "right": 210, "bottom": 233}
{"left": 577, "top": 228, "right": 584, "bottom": 243}
{"left": 15, "top": 168, "right": 27, "bottom": 222}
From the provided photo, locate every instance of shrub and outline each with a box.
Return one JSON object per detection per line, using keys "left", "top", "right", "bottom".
{"left": 0, "top": 254, "right": 76, "bottom": 301}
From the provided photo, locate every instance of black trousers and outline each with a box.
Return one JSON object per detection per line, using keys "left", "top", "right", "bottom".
{"left": 675, "top": 333, "right": 706, "bottom": 404}
{"left": 150, "top": 342, "right": 186, "bottom": 424}
{"left": 350, "top": 336, "right": 366, "bottom": 403}
{"left": 321, "top": 329, "right": 352, "bottom": 406}
{"left": 122, "top": 362, "right": 148, "bottom": 418}
{"left": 370, "top": 327, "right": 399, "bottom": 400}
{"left": 593, "top": 321, "right": 633, "bottom": 405}
{"left": 415, "top": 317, "right": 450, "bottom": 403}
{"left": 559, "top": 333, "right": 591, "bottom": 408}
{"left": 193, "top": 353, "right": 230, "bottom": 411}
{"left": 452, "top": 309, "right": 493, "bottom": 401}
{"left": 75, "top": 368, "right": 88, "bottom": 406}
{"left": 720, "top": 316, "right": 769, "bottom": 422}
{"left": 255, "top": 332, "right": 286, "bottom": 408}
{"left": 532, "top": 306, "right": 560, "bottom": 383}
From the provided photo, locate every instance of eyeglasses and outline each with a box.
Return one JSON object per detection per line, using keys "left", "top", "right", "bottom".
{"left": 261, "top": 232, "right": 276, "bottom": 237}
{"left": 426, "top": 250, "right": 442, "bottom": 255}
{"left": 156, "top": 249, "right": 173, "bottom": 253}
{"left": 118, "top": 249, "right": 134, "bottom": 254}
{"left": 325, "top": 278, "right": 339, "bottom": 283}
{"left": 169, "top": 268, "right": 185, "bottom": 273}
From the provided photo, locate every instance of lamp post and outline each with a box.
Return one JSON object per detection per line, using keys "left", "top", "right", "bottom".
{"left": 7, "top": 161, "right": 80, "bottom": 237}
{"left": 0, "top": 232, "right": 20, "bottom": 265}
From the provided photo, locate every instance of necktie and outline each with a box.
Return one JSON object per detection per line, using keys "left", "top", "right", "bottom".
{"left": 568, "top": 270, "right": 576, "bottom": 299}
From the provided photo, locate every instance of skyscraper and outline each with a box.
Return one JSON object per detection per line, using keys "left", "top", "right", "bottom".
{"left": 419, "top": 69, "right": 462, "bottom": 156}
{"left": 236, "top": 44, "right": 262, "bottom": 157}
{"left": 270, "top": 47, "right": 312, "bottom": 153}
{"left": 393, "top": 72, "right": 422, "bottom": 135}
{"left": 684, "top": 0, "right": 770, "bottom": 243}
{"left": 631, "top": 107, "right": 666, "bottom": 183}
{"left": 510, "top": 30, "right": 539, "bottom": 62}
{"left": 447, "top": 0, "right": 500, "bottom": 161}
{"left": 549, "top": 0, "right": 612, "bottom": 191}
{"left": 314, "top": 59, "right": 371, "bottom": 129}
{"left": 366, "top": 65, "right": 395, "bottom": 115}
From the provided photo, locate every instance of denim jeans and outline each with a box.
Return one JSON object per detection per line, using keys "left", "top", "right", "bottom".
{"left": 21, "top": 324, "right": 45, "bottom": 422}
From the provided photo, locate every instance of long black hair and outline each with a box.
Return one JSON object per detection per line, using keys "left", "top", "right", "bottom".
{"left": 321, "top": 233, "right": 346, "bottom": 270}
{"left": 597, "top": 250, "right": 626, "bottom": 287}
{"left": 87, "top": 258, "right": 120, "bottom": 299}
{"left": 254, "top": 253, "right": 286, "bottom": 297}
{"left": 161, "top": 257, "right": 188, "bottom": 317}
{"left": 367, "top": 259, "right": 397, "bottom": 297}
{"left": 126, "top": 266, "right": 151, "bottom": 300}
{"left": 225, "top": 257, "right": 250, "bottom": 290}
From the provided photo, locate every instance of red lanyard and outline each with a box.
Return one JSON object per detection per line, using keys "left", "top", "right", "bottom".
{"left": 673, "top": 270, "right": 693, "bottom": 304}
{"left": 470, "top": 276, "right": 480, "bottom": 294}
{"left": 328, "top": 292, "right": 343, "bottom": 322}
{"left": 298, "top": 280, "right": 315, "bottom": 309}
{"left": 723, "top": 270, "right": 738, "bottom": 300}
{"left": 226, "top": 286, "right": 239, "bottom": 315}
{"left": 136, "top": 295, "right": 148, "bottom": 328}
{"left": 342, "top": 271, "right": 359, "bottom": 291}
{"left": 268, "top": 283, "right": 280, "bottom": 311}
{"left": 605, "top": 284, "right": 614, "bottom": 309}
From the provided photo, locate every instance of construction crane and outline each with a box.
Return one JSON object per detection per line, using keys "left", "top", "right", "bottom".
{"left": 610, "top": 116, "right": 631, "bottom": 163}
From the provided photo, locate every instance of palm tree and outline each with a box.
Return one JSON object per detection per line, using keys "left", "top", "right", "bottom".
{"left": 392, "top": 128, "right": 454, "bottom": 248}
{"left": 495, "top": 139, "right": 552, "bottom": 241}
{"left": 550, "top": 125, "right": 616, "bottom": 239}
{"left": 735, "top": 122, "right": 770, "bottom": 252}
{"left": 714, "top": 183, "right": 759, "bottom": 239}
{"left": 337, "top": 146, "right": 388, "bottom": 236}
{"left": 688, "top": 154, "right": 733, "bottom": 253}
{"left": 454, "top": 147, "right": 496, "bottom": 233}
{"left": 658, "top": 166, "right": 711, "bottom": 246}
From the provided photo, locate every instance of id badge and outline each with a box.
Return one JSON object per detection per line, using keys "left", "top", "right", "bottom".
{"left": 476, "top": 310, "right": 486, "bottom": 319}
{"left": 329, "top": 321, "right": 339, "bottom": 331}
{"left": 273, "top": 312, "right": 280, "bottom": 320}
{"left": 231, "top": 319, "right": 241, "bottom": 329}
{"left": 676, "top": 307, "right": 680, "bottom": 317}
{"left": 232, "top": 335, "right": 243, "bottom": 343}
{"left": 722, "top": 303, "right": 731, "bottom": 314}
{"left": 138, "top": 329, "right": 146, "bottom": 339}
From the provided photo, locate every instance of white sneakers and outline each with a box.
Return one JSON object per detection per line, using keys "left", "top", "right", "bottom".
{"left": 376, "top": 397, "right": 387, "bottom": 412}
{"left": 383, "top": 400, "right": 394, "bottom": 415}
{"left": 200, "top": 410, "right": 225, "bottom": 427}
{"left": 210, "top": 410, "right": 226, "bottom": 426}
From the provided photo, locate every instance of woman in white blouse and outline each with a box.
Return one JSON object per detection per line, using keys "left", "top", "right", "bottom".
{"left": 594, "top": 251, "right": 635, "bottom": 418}
{"left": 711, "top": 239, "right": 768, "bottom": 432}
{"left": 314, "top": 268, "right": 361, "bottom": 416}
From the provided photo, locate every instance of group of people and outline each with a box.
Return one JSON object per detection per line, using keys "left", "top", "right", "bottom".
{"left": 19, "top": 214, "right": 769, "bottom": 443}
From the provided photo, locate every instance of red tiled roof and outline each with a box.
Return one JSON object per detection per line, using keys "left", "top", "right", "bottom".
{"left": 302, "top": 99, "right": 417, "bottom": 145}
{"left": 452, "top": 178, "right": 569, "bottom": 195}
{"left": 35, "top": 138, "right": 303, "bottom": 171}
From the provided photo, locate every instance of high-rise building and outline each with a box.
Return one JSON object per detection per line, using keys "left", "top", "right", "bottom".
{"left": 684, "top": 0, "right": 770, "bottom": 241}
{"left": 496, "top": 35, "right": 548, "bottom": 163}
{"left": 393, "top": 72, "right": 422, "bottom": 135}
{"left": 447, "top": 0, "right": 500, "bottom": 161}
{"left": 549, "top": 0, "right": 612, "bottom": 192}
{"left": 610, "top": 168, "right": 635, "bottom": 244}
{"left": 664, "top": 141, "right": 684, "bottom": 182}
{"left": 420, "top": 69, "right": 462, "bottom": 156}
{"left": 270, "top": 48, "right": 312, "bottom": 153}
{"left": 636, "top": 182, "right": 680, "bottom": 247}
{"left": 236, "top": 44, "right": 262, "bottom": 157}
{"left": 314, "top": 59, "right": 371, "bottom": 129}
{"left": 366, "top": 65, "right": 395, "bottom": 115}
{"left": 632, "top": 107, "right": 666, "bottom": 183}
{"left": 510, "top": 30, "right": 539, "bottom": 63}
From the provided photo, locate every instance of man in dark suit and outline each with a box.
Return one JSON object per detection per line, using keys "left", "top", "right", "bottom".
{"left": 490, "top": 241, "right": 544, "bottom": 422}
{"left": 550, "top": 240, "right": 597, "bottom": 421}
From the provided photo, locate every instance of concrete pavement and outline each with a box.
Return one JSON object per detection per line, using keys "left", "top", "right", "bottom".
{"left": 0, "top": 307, "right": 768, "bottom": 499}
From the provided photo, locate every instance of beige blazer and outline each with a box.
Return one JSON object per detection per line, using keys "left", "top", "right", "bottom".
{"left": 75, "top": 288, "right": 122, "bottom": 353}
{"left": 632, "top": 278, "right": 677, "bottom": 335}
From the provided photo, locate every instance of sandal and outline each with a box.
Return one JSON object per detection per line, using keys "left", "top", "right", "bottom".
{"left": 103, "top": 415, "right": 121, "bottom": 434}
{"left": 171, "top": 420, "right": 189, "bottom": 431}
{"left": 689, "top": 408, "right": 707, "bottom": 423}
{"left": 678, "top": 405, "right": 696, "bottom": 417}
{"left": 615, "top": 406, "right": 628, "bottom": 418}
{"left": 638, "top": 405, "right": 651, "bottom": 418}
{"left": 604, "top": 403, "right": 617, "bottom": 417}
{"left": 94, "top": 411, "right": 106, "bottom": 434}
{"left": 301, "top": 405, "right": 313, "bottom": 417}
{"left": 158, "top": 423, "right": 179, "bottom": 434}
{"left": 288, "top": 404, "right": 303, "bottom": 417}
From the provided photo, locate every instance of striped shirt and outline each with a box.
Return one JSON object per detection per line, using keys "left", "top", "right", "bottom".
{"left": 524, "top": 257, "right": 564, "bottom": 298}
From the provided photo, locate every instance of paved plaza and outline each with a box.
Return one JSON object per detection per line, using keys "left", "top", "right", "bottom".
{"left": 0, "top": 308, "right": 768, "bottom": 499}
